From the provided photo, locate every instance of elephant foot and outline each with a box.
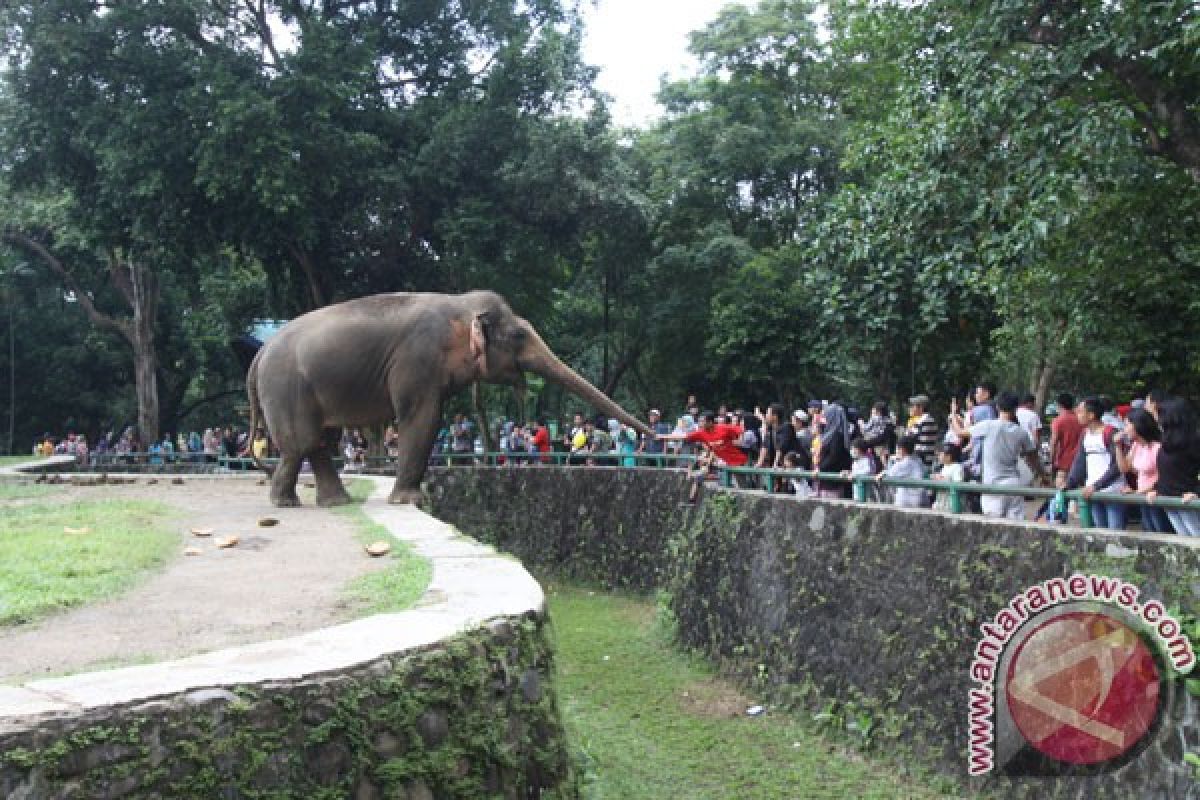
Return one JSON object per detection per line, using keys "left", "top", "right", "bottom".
{"left": 271, "top": 492, "right": 302, "bottom": 508}
{"left": 317, "top": 490, "right": 354, "bottom": 508}
{"left": 388, "top": 488, "right": 424, "bottom": 506}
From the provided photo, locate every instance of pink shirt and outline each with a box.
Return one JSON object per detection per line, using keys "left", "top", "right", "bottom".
{"left": 1130, "top": 440, "right": 1160, "bottom": 491}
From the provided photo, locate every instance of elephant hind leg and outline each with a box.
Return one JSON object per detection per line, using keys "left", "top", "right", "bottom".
{"left": 389, "top": 400, "right": 441, "bottom": 506}
{"left": 270, "top": 455, "right": 303, "bottom": 507}
{"left": 311, "top": 449, "right": 353, "bottom": 507}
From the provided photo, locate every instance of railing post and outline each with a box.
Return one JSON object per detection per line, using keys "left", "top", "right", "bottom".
{"left": 766, "top": 473, "right": 776, "bottom": 493}
{"left": 1077, "top": 494, "right": 1093, "bottom": 528}
{"left": 852, "top": 476, "right": 867, "bottom": 503}
{"left": 948, "top": 485, "right": 962, "bottom": 514}
{"left": 719, "top": 467, "right": 732, "bottom": 488}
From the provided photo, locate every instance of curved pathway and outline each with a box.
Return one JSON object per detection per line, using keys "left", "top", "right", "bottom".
{"left": 0, "top": 473, "right": 542, "bottom": 727}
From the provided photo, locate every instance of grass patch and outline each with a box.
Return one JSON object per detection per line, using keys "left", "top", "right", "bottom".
{"left": 332, "top": 479, "right": 432, "bottom": 616}
{"left": 548, "top": 584, "right": 956, "bottom": 800}
{"left": 0, "top": 497, "right": 177, "bottom": 626}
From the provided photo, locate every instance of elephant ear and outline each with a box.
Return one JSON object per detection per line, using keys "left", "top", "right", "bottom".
{"left": 470, "top": 312, "right": 489, "bottom": 374}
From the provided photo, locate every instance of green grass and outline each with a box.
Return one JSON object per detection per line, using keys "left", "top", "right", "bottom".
{"left": 0, "top": 497, "right": 177, "bottom": 626}
{"left": 331, "top": 479, "right": 432, "bottom": 615}
{"left": 548, "top": 585, "right": 956, "bottom": 800}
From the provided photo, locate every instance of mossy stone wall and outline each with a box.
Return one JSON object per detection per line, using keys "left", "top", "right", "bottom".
{"left": 0, "top": 614, "right": 577, "bottom": 799}
{"left": 428, "top": 466, "right": 1200, "bottom": 799}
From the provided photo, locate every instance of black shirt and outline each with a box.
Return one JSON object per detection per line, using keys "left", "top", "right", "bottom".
{"left": 772, "top": 423, "right": 799, "bottom": 464}
{"left": 1156, "top": 442, "right": 1200, "bottom": 497}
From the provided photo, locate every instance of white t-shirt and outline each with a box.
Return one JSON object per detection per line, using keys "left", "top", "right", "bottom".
{"left": 1081, "top": 429, "right": 1126, "bottom": 492}
{"left": 851, "top": 456, "right": 875, "bottom": 477}
{"left": 1016, "top": 407, "right": 1042, "bottom": 445}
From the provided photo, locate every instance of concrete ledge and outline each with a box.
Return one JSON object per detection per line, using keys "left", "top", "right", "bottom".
{"left": 0, "top": 475, "right": 572, "bottom": 798}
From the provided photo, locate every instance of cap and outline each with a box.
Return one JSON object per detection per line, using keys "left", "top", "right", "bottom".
{"left": 908, "top": 394, "right": 931, "bottom": 407}
{"left": 806, "top": 399, "right": 822, "bottom": 409}
{"left": 649, "top": 409, "right": 661, "bottom": 416}
{"left": 792, "top": 409, "right": 809, "bottom": 422}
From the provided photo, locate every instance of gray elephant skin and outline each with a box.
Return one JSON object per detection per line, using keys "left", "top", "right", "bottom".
{"left": 246, "top": 290, "right": 652, "bottom": 507}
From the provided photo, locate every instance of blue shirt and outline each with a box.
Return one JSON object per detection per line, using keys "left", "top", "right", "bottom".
{"left": 643, "top": 422, "right": 671, "bottom": 454}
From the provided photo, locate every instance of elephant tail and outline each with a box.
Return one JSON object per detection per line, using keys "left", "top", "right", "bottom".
{"left": 246, "top": 348, "right": 275, "bottom": 478}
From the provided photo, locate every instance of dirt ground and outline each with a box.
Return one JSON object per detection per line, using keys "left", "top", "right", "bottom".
{"left": 0, "top": 476, "right": 396, "bottom": 683}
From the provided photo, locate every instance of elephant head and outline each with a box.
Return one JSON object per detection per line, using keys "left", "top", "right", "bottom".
{"left": 463, "top": 292, "right": 653, "bottom": 436}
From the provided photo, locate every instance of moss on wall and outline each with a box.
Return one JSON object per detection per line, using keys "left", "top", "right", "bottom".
{"left": 0, "top": 614, "right": 578, "bottom": 800}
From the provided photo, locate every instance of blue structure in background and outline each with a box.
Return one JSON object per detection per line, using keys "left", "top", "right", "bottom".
{"left": 232, "top": 319, "right": 287, "bottom": 373}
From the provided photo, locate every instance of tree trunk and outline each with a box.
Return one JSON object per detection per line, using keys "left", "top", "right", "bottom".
{"left": 115, "top": 256, "right": 161, "bottom": 443}
{"left": 133, "top": 330, "right": 160, "bottom": 443}
{"left": 1032, "top": 357, "right": 1056, "bottom": 416}
{"left": 602, "top": 344, "right": 640, "bottom": 397}
{"left": 288, "top": 242, "right": 328, "bottom": 309}
{"left": 472, "top": 383, "right": 493, "bottom": 455}
{"left": 1, "top": 234, "right": 163, "bottom": 444}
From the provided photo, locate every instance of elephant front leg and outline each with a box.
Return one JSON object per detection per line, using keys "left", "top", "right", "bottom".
{"left": 270, "top": 455, "right": 303, "bottom": 507}
{"left": 389, "top": 403, "right": 441, "bottom": 506}
{"left": 310, "top": 449, "right": 353, "bottom": 507}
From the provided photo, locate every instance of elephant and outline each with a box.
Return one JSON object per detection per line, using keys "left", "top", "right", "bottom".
{"left": 246, "top": 290, "right": 653, "bottom": 507}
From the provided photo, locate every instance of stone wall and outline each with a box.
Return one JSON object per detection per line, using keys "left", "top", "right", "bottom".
{"left": 0, "top": 616, "right": 572, "bottom": 799}
{"left": 428, "top": 466, "right": 1200, "bottom": 799}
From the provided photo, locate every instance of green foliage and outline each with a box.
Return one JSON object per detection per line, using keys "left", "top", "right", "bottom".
{"left": 3, "top": 0, "right": 1199, "bottom": 430}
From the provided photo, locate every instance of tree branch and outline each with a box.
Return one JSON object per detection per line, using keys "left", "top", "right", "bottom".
{"left": 1089, "top": 52, "right": 1200, "bottom": 176}
{"left": 1021, "top": 8, "right": 1200, "bottom": 177}
{"left": 243, "top": 0, "right": 283, "bottom": 68}
{"left": 2, "top": 230, "right": 132, "bottom": 340}
{"left": 169, "top": 387, "right": 246, "bottom": 425}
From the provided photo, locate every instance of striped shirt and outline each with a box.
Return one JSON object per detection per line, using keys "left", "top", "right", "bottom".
{"left": 909, "top": 413, "right": 940, "bottom": 467}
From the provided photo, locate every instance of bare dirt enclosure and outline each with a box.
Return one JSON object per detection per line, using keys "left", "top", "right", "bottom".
{"left": 0, "top": 476, "right": 398, "bottom": 682}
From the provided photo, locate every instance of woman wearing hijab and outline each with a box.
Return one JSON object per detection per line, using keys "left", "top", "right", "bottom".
{"left": 817, "top": 402, "right": 854, "bottom": 498}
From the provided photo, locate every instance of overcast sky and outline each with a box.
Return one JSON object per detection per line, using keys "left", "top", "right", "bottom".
{"left": 579, "top": 0, "right": 753, "bottom": 127}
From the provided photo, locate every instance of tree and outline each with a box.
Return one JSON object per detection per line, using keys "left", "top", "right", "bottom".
{"left": 192, "top": 0, "right": 599, "bottom": 316}
{"left": 603, "top": 0, "right": 851, "bottom": 407}
{"left": 811, "top": 0, "right": 1200, "bottom": 405}
{"left": 0, "top": 0, "right": 250, "bottom": 441}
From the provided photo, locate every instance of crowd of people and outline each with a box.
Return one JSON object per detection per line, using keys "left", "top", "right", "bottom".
{"left": 26, "top": 382, "right": 1200, "bottom": 536}
{"left": 472, "top": 385, "right": 1200, "bottom": 536}
{"left": 32, "top": 425, "right": 261, "bottom": 465}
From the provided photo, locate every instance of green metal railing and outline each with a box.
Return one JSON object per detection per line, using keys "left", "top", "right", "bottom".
{"left": 426, "top": 451, "right": 697, "bottom": 468}
{"left": 714, "top": 464, "right": 1200, "bottom": 530}
{"left": 85, "top": 449, "right": 1199, "bottom": 532}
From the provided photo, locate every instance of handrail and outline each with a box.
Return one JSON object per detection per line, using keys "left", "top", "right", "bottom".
{"left": 61, "top": 450, "right": 1200, "bottom": 532}
{"left": 427, "top": 451, "right": 697, "bottom": 467}
{"left": 714, "top": 464, "right": 1200, "bottom": 529}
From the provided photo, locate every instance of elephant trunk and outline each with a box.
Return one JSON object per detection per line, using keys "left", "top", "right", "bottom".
{"left": 519, "top": 329, "right": 654, "bottom": 437}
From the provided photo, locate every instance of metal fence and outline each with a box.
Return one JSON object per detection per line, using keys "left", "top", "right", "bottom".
{"left": 422, "top": 452, "right": 1199, "bottom": 531}
{"left": 66, "top": 450, "right": 1200, "bottom": 531}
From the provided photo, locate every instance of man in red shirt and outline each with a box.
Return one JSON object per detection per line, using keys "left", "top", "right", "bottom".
{"left": 530, "top": 418, "right": 552, "bottom": 464}
{"left": 658, "top": 411, "right": 746, "bottom": 503}
{"left": 1049, "top": 392, "right": 1084, "bottom": 485}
